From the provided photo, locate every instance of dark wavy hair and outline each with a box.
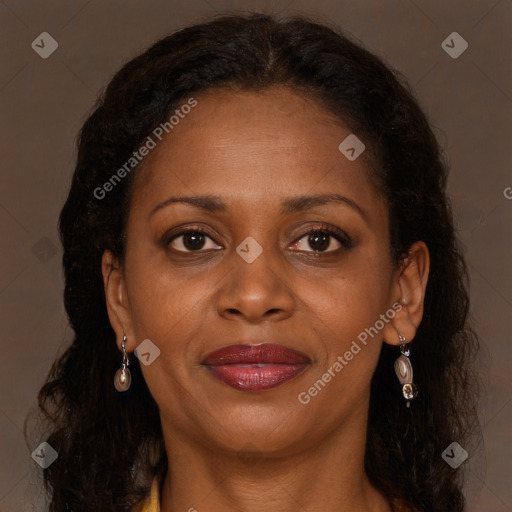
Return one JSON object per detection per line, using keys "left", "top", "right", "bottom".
{"left": 33, "top": 12, "right": 481, "bottom": 512}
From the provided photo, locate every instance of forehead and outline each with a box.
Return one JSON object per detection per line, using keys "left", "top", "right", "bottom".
{"left": 130, "top": 86, "right": 382, "bottom": 215}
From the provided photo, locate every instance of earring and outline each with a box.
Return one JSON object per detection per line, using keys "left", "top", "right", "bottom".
{"left": 114, "top": 335, "right": 131, "bottom": 392}
{"left": 394, "top": 334, "right": 418, "bottom": 407}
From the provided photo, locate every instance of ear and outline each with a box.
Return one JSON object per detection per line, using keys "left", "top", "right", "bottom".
{"left": 101, "top": 250, "right": 136, "bottom": 352}
{"left": 382, "top": 241, "right": 430, "bottom": 346}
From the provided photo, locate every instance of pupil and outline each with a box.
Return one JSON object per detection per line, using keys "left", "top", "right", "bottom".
{"left": 184, "top": 233, "right": 205, "bottom": 250}
{"left": 309, "top": 233, "right": 329, "bottom": 251}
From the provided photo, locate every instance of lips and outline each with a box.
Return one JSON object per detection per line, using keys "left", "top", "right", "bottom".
{"left": 202, "top": 344, "right": 310, "bottom": 391}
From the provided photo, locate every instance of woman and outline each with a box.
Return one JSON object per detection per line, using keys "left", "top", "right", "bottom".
{"left": 36, "top": 12, "right": 480, "bottom": 512}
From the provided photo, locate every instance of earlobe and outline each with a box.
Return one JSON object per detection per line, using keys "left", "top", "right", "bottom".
{"left": 101, "top": 250, "right": 135, "bottom": 351}
{"left": 382, "top": 241, "right": 430, "bottom": 345}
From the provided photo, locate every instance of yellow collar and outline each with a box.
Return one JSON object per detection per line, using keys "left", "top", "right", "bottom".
{"left": 131, "top": 476, "right": 160, "bottom": 512}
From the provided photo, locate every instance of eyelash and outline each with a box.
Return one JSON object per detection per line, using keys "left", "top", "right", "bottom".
{"left": 163, "top": 223, "right": 352, "bottom": 254}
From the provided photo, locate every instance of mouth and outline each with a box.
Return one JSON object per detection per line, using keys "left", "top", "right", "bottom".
{"left": 202, "top": 343, "right": 310, "bottom": 391}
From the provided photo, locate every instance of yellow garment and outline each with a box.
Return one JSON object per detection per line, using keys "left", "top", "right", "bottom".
{"left": 130, "top": 476, "right": 413, "bottom": 512}
{"left": 131, "top": 476, "right": 160, "bottom": 512}
{"left": 391, "top": 497, "right": 414, "bottom": 512}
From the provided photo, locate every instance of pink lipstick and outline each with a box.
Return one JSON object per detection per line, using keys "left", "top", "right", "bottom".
{"left": 202, "top": 344, "right": 310, "bottom": 391}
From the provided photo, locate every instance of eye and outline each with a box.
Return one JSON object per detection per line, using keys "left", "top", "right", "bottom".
{"left": 166, "top": 228, "right": 222, "bottom": 252}
{"left": 290, "top": 225, "right": 351, "bottom": 253}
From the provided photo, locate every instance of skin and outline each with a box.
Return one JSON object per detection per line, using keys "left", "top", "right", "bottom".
{"left": 102, "top": 86, "right": 429, "bottom": 512}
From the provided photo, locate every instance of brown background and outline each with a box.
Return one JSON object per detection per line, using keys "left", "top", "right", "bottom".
{"left": 0, "top": 0, "right": 511, "bottom": 510}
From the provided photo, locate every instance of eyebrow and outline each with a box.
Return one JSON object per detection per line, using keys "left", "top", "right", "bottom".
{"left": 149, "top": 193, "right": 368, "bottom": 222}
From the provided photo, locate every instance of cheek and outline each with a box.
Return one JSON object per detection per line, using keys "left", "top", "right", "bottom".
{"left": 300, "top": 256, "right": 391, "bottom": 344}
{"left": 296, "top": 270, "right": 390, "bottom": 412}
{"left": 123, "top": 260, "right": 211, "bottom": 407}
{"left": 296, "top": 255, "right": 392, "bottom": 405}
{"left": 125, "top": 259, "right": 209, "bottom": 342}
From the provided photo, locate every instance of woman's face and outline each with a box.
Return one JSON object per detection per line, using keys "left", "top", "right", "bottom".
{"left": 105, "top": 86, "right": 408, "bottom": 456}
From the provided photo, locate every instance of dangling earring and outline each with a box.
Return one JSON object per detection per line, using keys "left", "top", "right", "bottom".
{"left": 114, "top": 335, "right": 131, "bottom": 392}
{"left": 394, "top": 334, "right": 418, "bottom": 407}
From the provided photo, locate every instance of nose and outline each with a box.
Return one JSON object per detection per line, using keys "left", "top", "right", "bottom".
{"left": 216, "top": 243, "right": 295, "bottom": 323}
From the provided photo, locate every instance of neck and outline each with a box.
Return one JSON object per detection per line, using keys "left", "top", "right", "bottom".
{"left": 159, "top": 403, "right": 392, "bottom": 512}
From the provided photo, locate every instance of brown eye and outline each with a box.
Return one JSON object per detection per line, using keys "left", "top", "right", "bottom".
{"left": 290, "top": 225, "right": 352, "bottom": 253}
{"left": 166, "top": 229, "right": 222, "bottom": 252}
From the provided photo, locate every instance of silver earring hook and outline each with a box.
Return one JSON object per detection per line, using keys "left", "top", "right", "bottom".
{"left": 398, "top": 334, "right": 410, "bottom": 356}
{"left": 121, "top": 335, "right": 129, "bottom": 368}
